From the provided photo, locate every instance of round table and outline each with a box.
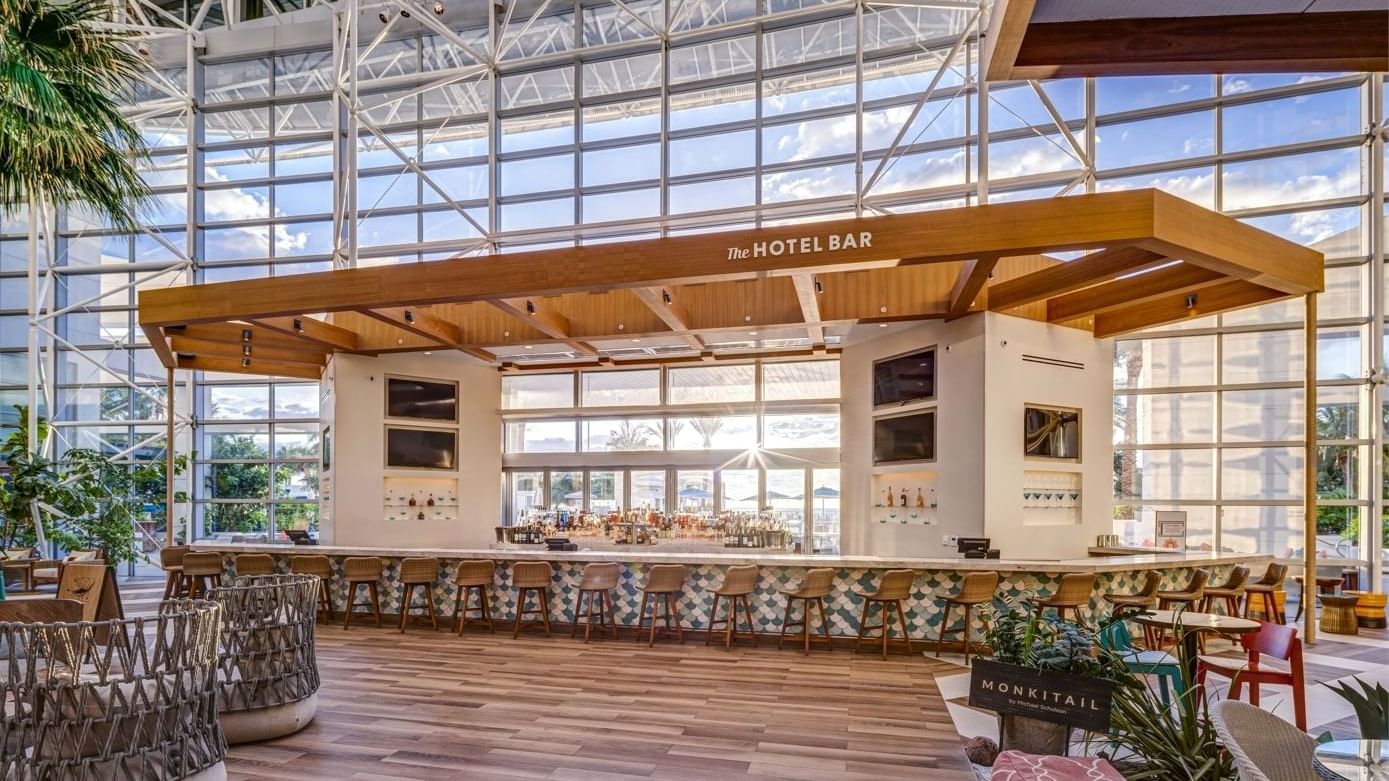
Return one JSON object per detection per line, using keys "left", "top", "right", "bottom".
{"left": 1133, "top": 609, "right": 1261, "bottom": 688}
{"left": 1313, "top": 740, "right": 1387, "bottom": 781}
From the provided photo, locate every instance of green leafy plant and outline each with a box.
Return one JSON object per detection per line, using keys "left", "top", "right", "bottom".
{"left": 1326, "top": 678, "right": 1389, "bottom": 739}
{"left": 982, "top": 595, "right": 1114, "bottom": 678}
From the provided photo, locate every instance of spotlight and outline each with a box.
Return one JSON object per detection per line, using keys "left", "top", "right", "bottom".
{"left": 662, "top": 289, "right": 672, "bottom": 305}
{"left": 432, "top": 0, "right": 444, "bottom": 14}
{"left": 1185, "top": 293, "right": 1198, "bottom": 310}
{"left": 293, "top": 318, "right": 304, "bottom": 332}
{"left": 240, "top": 328, "right": 252, "bottom": 342}
{"left": 242, "top": 344, "right": 252, "bottom": 356}
{"left": 241, "top": 357, "right": 251, "bottom": 368}
{"left": 525, "top": 300, "right": 535, "bottom": 315}
{"left": 399, "top": 8, "right": 411, "bottom": 17}
{"left": 378, "top": 11, "right": 388, "bottom": 22}
{"left": 404, "top": 309, "right": 415, "bottom": 324}
{"left": 813, "top": 278, "right": 823, "bottom": 294}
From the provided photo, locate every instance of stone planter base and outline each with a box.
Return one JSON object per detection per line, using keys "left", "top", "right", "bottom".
{"left": 998, "top": 714, "right": 1071, "bottom": 757}
{"left": 220, "top": 694, "right": 318, "bottom": 744}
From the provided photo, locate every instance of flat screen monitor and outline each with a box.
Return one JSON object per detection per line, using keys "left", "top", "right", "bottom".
{"left": 873, "top": 348, "right": 936, "bottom": 407}
{"left": 1023, "top": 405, "right": 1081, "bottom": 459}
{"left": 873, "top": 411, "right": 935, "bottom": 464}
{"left": 386, "top": 377, "right": 457, "bottom": 421}
{"left": 385, "top": 427, "right": 457, "bottom": 470}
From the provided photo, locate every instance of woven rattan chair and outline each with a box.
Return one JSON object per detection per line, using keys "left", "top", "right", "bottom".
{"left": 342, "top": 556, "right": 383, "bottom": 629}
{"left": 636, "top": 564, "right": 687, "bottom": 646}
{"left": 855, "top": 568, "right": 916, "bottom": 659}
{"left": 1201, "top": 565, "right": 1250, "bottom": 616}
{"left": 1034, "top": 573, "right": 1095, "bottom": 624}
{"left": 31, "top": 549, "right": 101, "bottom": 588}
{"left": 182, "top": 551, "right": 224, "bottom": 599}
{"left": 571, "top": 562, "right": 620, "bottom": 642}
{"left": 1157, "top": 569, "right": 1209, "bottom": 610}
{"left": 235, "top": 553, "right": 275, "bottom": 577}
{"left": 290, "top": 554, "right": 334, "bottom": 618}
{"left": 398, "top": 557, "right": 441, "bottom": 632}
{"left": 210, "top": 574, "right": 322, "bottom": 744}
{"left": 1104, "top": 570, "right": 1161, "bottom": 610}
{"left": 779, "top": 567, "right": 834, "bottom": 654}
{"left": 933, "top": 570, "right": 999, "bottom": 664}
{"left": 1210, "top": 700, "right": 1318, "bottom": 781}
{"left": 511, "top": 561, "right": 554, "bottom": 638}
{"left": 159, "top": 545, "right": 190, "bottom": 600}
{"left": 1244, "top": 562, "right": 1288, "bottom": 623}
{"left": 453, "top": 559, "right": 496, "bottom": 635}
{"left": 0, "top": 599, "right": 227, "bottom": 779}
{"left": 706, "top": 565, "right": 759, "bottom": 650}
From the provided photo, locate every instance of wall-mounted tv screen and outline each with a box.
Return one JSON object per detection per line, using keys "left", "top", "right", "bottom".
{"left": 386, "top": 377, "right": 457, "bottom": 421}
{"left": 873, "top": 348, "right": 936, "bottom": 407}
{"left": 873, "top": 411, "right": 935, "bottom": 464}
{"left": 1024, "top": 405, "right": 1081, "bottom": 460}
{"left": 386, "top": 427, "right": 457, "bottom": 470}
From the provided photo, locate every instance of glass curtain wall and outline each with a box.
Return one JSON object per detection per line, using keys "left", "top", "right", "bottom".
{"left": 0, "top": 2, "right": 1382, "bottom": 565}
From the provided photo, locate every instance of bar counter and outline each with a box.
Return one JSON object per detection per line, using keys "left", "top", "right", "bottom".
{"left": 193, "top": 542, "right": 1272, "bottom": 639}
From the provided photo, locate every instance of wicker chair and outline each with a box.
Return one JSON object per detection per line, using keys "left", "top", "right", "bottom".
{"left": 1209, "top": 700, "right": 1318, "bottom": 781}
{"left": 779, "top": 567, "right": 835, "bottom": 655}
{"left": 209, "top": 574, "right": 321, "bottom": 744}
{"left": 398, "top": 557, "right": 441, "bottom": 632}
{"left": 1034, "top": 573, "right": 1095, "bottom": 624}
{"left": 511, "top": 561, "right": 554, "bottom": 638}
{"left": 342, "top": 556, "right": 383, "bottom": 629}
{"left": 933, "top": 570, "right": 999, "bottom": 664}
{"left": 234, "top": 553, "right": 275, "bottom": 577}
{"left": 1157, "top": 569, "right": 1209, "bottom": 610}
{"left": 1201, "top": 565, "right": 1250, "bottom": 616}
{"left": 1104, "top": 571, "right": 1161, "bottom": 610}
{"left": 289, "top": 554, "right": 334, "bottom": 618}
{"left": 855, "top": 568, "right": 916, "bottom": 659}
{"left": 1244, "top": 563, "right": 1289, "bottom": 623}
{"left": 706, "top": 565, "right": 759, "bottom": 650}
{"left": 31, "top": 549, "right": 102, "bottom": 588}
{"left": 571, "top": 562, "right": 619, "bottom": 642}
{"left": 636, "top": 564, "right": 688, "bottom": 646}
{"left": 453, "top": 559, "right": 496, "bottom": 635}
{"left": 0, "top": 599, "right": 227, "bottom": 780}
{"left": 159, "top": 545, "right": 190, "bottom": 600}
{"left": 181, "top": 552, "right": 224, "bottom": 599}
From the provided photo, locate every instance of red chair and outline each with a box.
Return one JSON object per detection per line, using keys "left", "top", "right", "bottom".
{"left": 1195, "top": 620, "right": 1306, "bottom": 730}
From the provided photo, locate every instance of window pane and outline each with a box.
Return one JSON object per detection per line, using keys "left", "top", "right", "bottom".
{"left": 1115, "top": 337, "right": 1215, "bottom": 389}
{"left": 1221, "top": 331, "right": 1304, "bottom": 384}
{"left": 502, "top": 373, "right": 573, "bottom": 409}
{"left": 676, "top": 470, "right": 713, "bottom": 514}
{"left": 763, "top": 360, "right": 839, "bottom": 400}
{"left": 670, "top": 416, "right": 756, "bottom": 449}
{"left": 274, "top": 383, "right": 318, "bottom": 417}
{"left": 511, "top": 471, "right": 543, "bottom": 522}
{"left": 811, "top": 468, "right": 840, "bottom": 554}
{"left": 202, "top": 503, "right": 268, "bottom": 537}
{"left": 588, "top": 470, "right": 624, "bottom": 513}
{"left": 1114, "top": 392, "right": 1215, "bottom": 445}
{"left": 720, "top": 469, "right": 758, "bottom": 513}
{"left": 205, "top": 463, "right": 269, "bottom": 499}
{"left": 1221, "top": 505, "right": 1302, "bottom": 557}
{"left": 581, "top": 368, "right": 660, "bottom": 406}
{"left": 631, "top": 470, "right": 666, "bottom": 512}
{"left": 273, "top": 422, "right": 320, "bottom": 458}
{"left": 1222, "top": 447, "right": 1304, "bottom": 500}
{"left": 505, "top": 420, "right": 577, "bottom": 453}
{"left": 1223, "top": 388, "right": 1303, "bottom": 443}
{"left": 206, "top": 385, "right": 270, "bottom": 419}
{"left": 549, "top": 471, "right": 582, "bottom": 512}
{"left": 205, "top": 426, "right": 269, "bottom": 459}
{"left": 767, "top": 469, "right": 805, "bottom": 540}
{"left": 668, "top": 364, "right": 755, "bottom": 404}
{"left": 1116, "top": 449, "right": 1215, "bottom": 501}
{"left": 764, "top": 413, "right": 840, "bottom": 448}
{"left": 582, "top": 418, "right": 663, "bottom": 451}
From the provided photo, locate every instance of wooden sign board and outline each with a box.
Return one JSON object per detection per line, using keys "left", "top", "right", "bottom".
{"left": 968, "top": 659, "right": 1113, "bottom": 731}
{"left": 57, "top": 563, "right": 123, "bottom": 623}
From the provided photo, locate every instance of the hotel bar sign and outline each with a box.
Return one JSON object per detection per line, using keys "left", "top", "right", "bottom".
{"left": 968, "top": 659, "right": 1114, "bottom": 730}
{"left": 726, "top": 231, "right": 873, "bottom": 261}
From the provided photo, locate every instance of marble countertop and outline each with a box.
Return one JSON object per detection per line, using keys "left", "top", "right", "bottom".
{"left": 191, "top": 542, "right": 1272, "bottom": 573}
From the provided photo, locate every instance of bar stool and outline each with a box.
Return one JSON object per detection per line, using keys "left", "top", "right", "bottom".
{"left": 571, "top": 562, "right": 619, "bottom": 642}
{"left": 235, "top": 553, "right": 274, "bottom": 577}
{"left": 1157, "top": 569, "right": 1209, "bottom": 610}
{"left": 933, "top": 571, "right": 999, "bottom": 664}
{"left": 1104, "top": 571, "right": 1161, "bottom": 611}
{"left": 342, "top": 556, "right": 383, "bottom": 629}
{"left": 636, "top": 564, "right": 687, "bottom": 646}
{"left": 159, "top": 545, "right": 189, "bottom": 600}
{"left": 511, "top": 561, "right": 554, "bottom": 638}
{"left": 289, "top": 554, "right": 334, "bottom": 618}
{"left": 778, "top": 567, "right": 834, "bottom": 655}
{"left": 1034, "top": 573, "right": 1095, "bottom": 624}
{"left": 855, "top": 569, "right": 915, "bottom": 659}
{"left": 1201, "top": 566, "right": 1249, "bottom": 616}
{"left": 706, "top": 565, "right": 759, "bottom": 650}
{"left": 453, "top": 559, "right": 496, "bottom": 635}
{"left": 181, "top": 552, "right": 223, "bottom": 599}
{"left": 398, "top": 557, "right": 440, "bottom": 632}
{"left": 1243, "top": 562, "right": 1288, "bottom": 623}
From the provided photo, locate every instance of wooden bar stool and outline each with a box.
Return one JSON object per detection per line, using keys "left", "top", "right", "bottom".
{"left": 636, "top": 564, "right": 687, "bottom": 646}
{"left": 342, "top": 556, "right": 383, "bottom": 629}
{"left": 571, "top": 562, "right": 620, "bottom": 642}
{"left": 1033, "top": 573, "right": 1095, "bottom": 624}
{"left": 779, "top": 567, "right": 834, "bottom": 655}
{"left": 159, "top": 545, "right": 189, "bottom": 600}
{"left": 290, "top": 554, "right": 334, "bottom": 618}
{"left": 453, "top": 559, "right": 496, "bottom": 635}
{"left": 1201, "top": 566, "right": 1249, "bottom": 616}
{"left": 181, "top": 552, "right": 223, "bottom": 599}
{"left": 1157, "top": 569, "right": 1208, "bottom": 610}
{"left": 511, "top": 561, "right": 554, "bottom": 638}
{"left": 706, "top": 565, "right": 759, "bottom": 650}
{"left": 1104, "top": 571, "right": 1161, "bottom": 611}
{"left": 398, "top": 557, "right": 440, "bottom": 632}
{"left": 933, "top": 571, "right": 999, "bottom": 664}
{"left": 235, "top": 553, "right": 274, "bottom": 577}
{"left": 855, "top": 569, "right": 915, "bottom": 659}
{"left": 1243, "top": 562, "right": 1288, "bottom": 623}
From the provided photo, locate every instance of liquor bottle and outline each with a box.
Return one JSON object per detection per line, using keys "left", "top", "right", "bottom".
{"left": 427, "top": 494, "right": 435, "bottom": 507}
{"left": 408, "top": 495, "right": 417, "bottom": 507}
{"left": 416, "top": 510, "right": 425, "bottom": 520}
{"left": 886, "top": 485, "right": 895, "bottom": 507}
{"left": 899, "top": 489, "right": 907, "bottom": 507}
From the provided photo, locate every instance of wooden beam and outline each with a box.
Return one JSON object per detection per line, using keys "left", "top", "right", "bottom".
{"left": 165, "top": 365, "right": 175, "bottom": 548}
{"left": 982, "top": 0, "right": 1036, "bottom": 82}
{"left": 497, "top": 347, "right": 843, "bottom": 373}
{"left": 168, "top": 322, "right": 327, "bottom": 352}
{"left": 1046, "top": 263, "right": 1225, "bottom": 322}
{"left": 170, "top": 336, "right": 328, "bottom": 368}
{"left": 1092, "top": 280, "right": 1284, "bottom": 338}
{"left": 248, "top": 315, "right": 360, "bottom": 351}
{"left": 143, "top": 324, "right": 176, "bottom": 369}
{"left": 1302, "top": 292, "right": 1318, "bottom": 646}
{"left": 790, "top": 275, "right": 825, "bottom": 344}
{"left": 489, "top": 298, "right": 599, "bottom": 357}
{"left": 988, "top": 246, "right": 1168, "bottom": 312}
{"left": 630, "top": 287, "right": 706, "bottom": 350}
{"left": 1009, "top": 11, "right": 1389, "bottom": 80}
{"left": 947, "top": 257, "right": 999, "bottom": 319}
{"left": 362, "top": 307, "right": 497, "bottom": 363}
{"left": 174, "top": 354, "right": 324, "bottom": 380}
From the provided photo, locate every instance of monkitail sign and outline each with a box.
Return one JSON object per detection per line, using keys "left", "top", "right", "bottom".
{"left": 725, "top": 231, "right": 873, "bottom": 261}
{"left": 967, "top": 659, "right": 1114, "bottom": 731}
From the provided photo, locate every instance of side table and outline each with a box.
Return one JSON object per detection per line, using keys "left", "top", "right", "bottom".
{"left": 1320, "top": 593, "right": 1360, "bottom": 635}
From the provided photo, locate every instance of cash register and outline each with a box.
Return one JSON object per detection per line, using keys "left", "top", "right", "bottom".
{"left": 957, "top": 537, "right": 999, "bottom": 559}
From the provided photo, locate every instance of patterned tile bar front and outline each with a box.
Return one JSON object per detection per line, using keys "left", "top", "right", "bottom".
{"left": 196, "top": 544, "right": 1271, "bottom": 639}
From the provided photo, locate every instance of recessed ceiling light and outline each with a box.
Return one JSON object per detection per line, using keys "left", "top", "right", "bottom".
{"left": 423, "top": 351, "right": 432, "bottom": 355}
{"left": 524, "top": 345, "right": 533, "bottom": 350}
{"left": 631, "top": 338, "right": 641, "bottom": 343}
{"left": 748, "top": 331, "right": 758, "bottom": 336}
{"left": 878, "top": 323, "right": 888, "bottom": 328}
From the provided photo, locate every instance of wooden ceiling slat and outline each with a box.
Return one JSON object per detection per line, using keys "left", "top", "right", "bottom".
{"left": 791, "top": 274, "right": 825, "bottom": 345}
{"left": 1046, "top": 264, "right": 1226, "bottom": 322}
{"left": 1093, "top": 280, "right": 1285, "bottom": 338}
{"left": 170, "top": 336, "right": 328, "bottom": 367}
{"left": 175, "top": 354, "right": 323, "bottom": 380}
{"left": 947, "top": 257, "right": 999, "bottom": 319}
{"left": 987, "top": 246, "right": 1168, "bottom": 312}
{"left": 249, "top": 315, "right": 360, "bottom": 351}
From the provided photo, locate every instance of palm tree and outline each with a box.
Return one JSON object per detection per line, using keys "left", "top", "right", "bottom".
{"left": 689, "top": 418, "right": 724, "bottom": 449}
{"left": 0, "top": 0, "right": 150, "bottom": 228}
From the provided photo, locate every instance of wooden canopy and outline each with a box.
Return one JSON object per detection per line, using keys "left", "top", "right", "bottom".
{"left": 984, "top": 0, "right": 1388, "bottom": 80}
{"left": 137, "top": 189, "right": 1323, "bottom": 379}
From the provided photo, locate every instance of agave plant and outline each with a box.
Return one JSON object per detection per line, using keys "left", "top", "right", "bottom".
{"left": 1327, "top": 678, "right": 1389, "bottom": 739}
{"left": 0, "top": 0, "right": 150, "bottom": 226}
